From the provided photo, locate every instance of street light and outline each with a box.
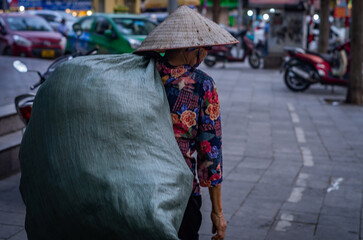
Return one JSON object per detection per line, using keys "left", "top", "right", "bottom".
{"left": 270, "top": 8, "right": 275, "bottom": 13}
{"left": 247, "top": 10, "right": 253, "bottom": 17}
{"left": 313, "top": 14, "right": 319, "bottom": 21}
{"left": 87, "top": 10, "right": 92, "bottom": 16}
{"left": 19, "top": 6, "right": 25, "bottom": 12}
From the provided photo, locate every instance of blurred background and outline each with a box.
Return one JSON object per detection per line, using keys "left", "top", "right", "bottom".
{"left": 0, "top": 0, "right": 353, "bottom": 63}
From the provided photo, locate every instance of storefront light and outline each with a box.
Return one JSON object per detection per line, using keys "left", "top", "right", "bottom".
{"left": 247, "top": 10, "right": 253, "bottom": 17}
{"left": 313, "top": 14, "right": 319, "bottom": 21}
{"left": 72, "top": 12, "right": 77, "bottom": 17}
{"left": 263, "top": 13, "right": 269, "bottom": 21}
{"left": 87, "top": 10, "right": 92, "bottom": 16}
{"left": 65, "top": 9, "right": 71, "bottom": 13}
{"left": 270, "top": 8, "right": 275, "bottom": 13}
{"left": 19, "top": 6, "right": 25, "bottom": 12}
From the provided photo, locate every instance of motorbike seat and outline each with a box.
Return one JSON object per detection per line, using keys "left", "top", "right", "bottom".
{"left": 284, "top": 47, "right": 305, "bottom": 54}
{"left": 306, "top": 50, "right": 335, "bottom": 64}
{"left": 219, "top": 24, "right": 246, "bottom": 38}
{"left": 234, "top": 30, "right": 247, "bottom": 38}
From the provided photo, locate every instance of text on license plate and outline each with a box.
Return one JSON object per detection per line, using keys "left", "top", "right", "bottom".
{"left": 41, "top": 49, "right": 55, "bottom": 58}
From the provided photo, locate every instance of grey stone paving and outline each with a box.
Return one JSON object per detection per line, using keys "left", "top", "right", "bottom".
{"left": 0, "top": 60, "right": 363, "bottom": 239}
{"left": 198, "top": 62, "right": 363, "bottom": 240}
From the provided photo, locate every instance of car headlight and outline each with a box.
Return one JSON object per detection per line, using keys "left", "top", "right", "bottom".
{"left": 128, "top": 39, "right": 141, "bottom": 49}
{"left": 13, "top": 35, "right": 32, "bottom": 47}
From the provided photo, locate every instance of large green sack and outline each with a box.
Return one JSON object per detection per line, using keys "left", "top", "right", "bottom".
{"left": 19, "top": 54, "right": 193, "bottom": 240}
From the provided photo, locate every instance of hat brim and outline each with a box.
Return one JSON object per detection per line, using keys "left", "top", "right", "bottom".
{"left": 133, "top": 41, "right": 239, "bottom": 53}
{"left": 134, "top": 5, "right": 239, "bottom": 53}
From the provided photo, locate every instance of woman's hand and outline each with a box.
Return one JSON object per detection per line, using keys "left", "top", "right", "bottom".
{"left": 209, "top": 185, "right": 227, "bottom": 240}
{"left": 211, "top": 211, "right": 227, "bottom": 240}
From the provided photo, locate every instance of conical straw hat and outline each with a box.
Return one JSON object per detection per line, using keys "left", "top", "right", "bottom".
{"left": 134, "top": 5, "right": 239, "bottom": 52}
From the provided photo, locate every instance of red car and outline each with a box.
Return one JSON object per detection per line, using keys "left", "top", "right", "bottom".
{"left": 0, "top": 13, "right": 65, "bottom": 58}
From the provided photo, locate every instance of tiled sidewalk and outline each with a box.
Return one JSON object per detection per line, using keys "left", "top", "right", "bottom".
{"left": 199, "top": 62, "right": 363, "bottom": 240}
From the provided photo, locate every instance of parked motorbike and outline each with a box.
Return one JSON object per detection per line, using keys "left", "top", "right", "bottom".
{"left": 14, "top": 23, "right": 98, "bottom": 128}
{"left": 281, "top": 41, "right": 350, "bottom": 92}
{"left": 204, "top": 29, "right": 262, "bottom": 69}
{"left": 255, "top": 39, "right": 265, "bottom": 57}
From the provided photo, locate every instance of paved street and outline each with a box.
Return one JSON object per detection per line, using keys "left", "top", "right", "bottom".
{"left": 1, "top": 58, "right": 363, "bottom": 240}
{"left": 0, "top": 56, "right": 52, "bottom": 107}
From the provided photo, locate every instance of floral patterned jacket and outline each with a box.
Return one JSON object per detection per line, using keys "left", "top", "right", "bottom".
{"left": 157, "top": 59, "right": 223, "bottom": 196}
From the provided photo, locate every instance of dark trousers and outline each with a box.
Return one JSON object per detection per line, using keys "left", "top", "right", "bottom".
{"left": 178, "top": 195, "right": 202, "bottom": 240}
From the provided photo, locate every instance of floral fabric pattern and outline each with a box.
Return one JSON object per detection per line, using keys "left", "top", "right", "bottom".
{"left": 157, "top": 59, "right": 223, "bottom": 196}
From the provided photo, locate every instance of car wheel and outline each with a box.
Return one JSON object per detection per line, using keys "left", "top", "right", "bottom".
{"left": 204, "top": 55, "right": 217, "bottom": 68}
{"left": 3, "top": 47, "right": 12, "bottom": 56}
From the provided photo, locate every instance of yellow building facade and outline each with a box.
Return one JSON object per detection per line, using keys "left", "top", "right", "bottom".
{"left": 92, "top": 0, "right": 141, "bottom": 14}
{"left": 92, "top": 0, "right": 200, "bottom": 14}
{"left": 144, "top": 0, "right": 200, "bottom": 9}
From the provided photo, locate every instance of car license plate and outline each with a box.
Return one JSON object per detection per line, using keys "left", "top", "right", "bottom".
{"left": 41, "top": 49, "right": 55, "bottom": 58}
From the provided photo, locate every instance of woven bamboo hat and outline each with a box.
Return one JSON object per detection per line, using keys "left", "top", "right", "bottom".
{"left": 134, "top": 5, "right": 239, "bottom": 53}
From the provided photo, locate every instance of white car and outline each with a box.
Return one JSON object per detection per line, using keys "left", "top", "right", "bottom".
{"left": 27, "top": 10, "right": 77, "bottom": 33}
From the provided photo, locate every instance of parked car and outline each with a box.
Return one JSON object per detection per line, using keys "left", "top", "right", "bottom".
{"left": 66, "top": 14, "right": 157, "bottom": 54}
{"left": 27, "top": 10, "right": 77, "bottom": 33}
{"left": 0, "top": 13, "right": 65, "bottom": 58}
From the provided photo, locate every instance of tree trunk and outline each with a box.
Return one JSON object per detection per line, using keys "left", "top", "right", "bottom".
{"left": 167, "top": 0, "right": 178, "bottom": 14}
{"left": 212, "top": 0, "right": 221, "bottom": 23}
{"left": 317, "top": 0, "right": 330, "bottom": 53}
{"left": 346, "top": 0, "right": 363, "bottom": 104}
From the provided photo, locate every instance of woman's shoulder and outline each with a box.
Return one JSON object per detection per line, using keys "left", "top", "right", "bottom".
{"left": 191, "top": 69, "right": 218, "bottom": 96}
{"left": 193, "top": 69, "right": 216, "bottom": 85}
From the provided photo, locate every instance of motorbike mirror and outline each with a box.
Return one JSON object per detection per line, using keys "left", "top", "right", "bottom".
{"left": 13, "top": 60, "right": 28, "bottom": 73}
{"left": 72, "top": 23, "right": 83, "bottom": 37}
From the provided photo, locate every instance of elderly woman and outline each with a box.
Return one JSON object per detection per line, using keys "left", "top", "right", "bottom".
{"left": 135, "top": 6, "right": 238, "bottom": 240}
